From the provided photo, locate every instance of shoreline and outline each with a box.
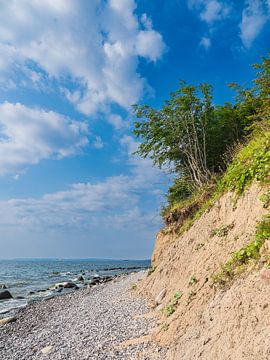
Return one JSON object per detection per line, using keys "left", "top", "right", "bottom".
{"left": 0, "top": 259, "right": 150, "bottom": 319}
{"left": 0, "top": 271, "right": 166, "bottom": 359}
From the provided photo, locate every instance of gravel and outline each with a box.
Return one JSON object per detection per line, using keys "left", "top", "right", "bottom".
{"left": 0, "top": 272, "right": 167, "bottom": 359}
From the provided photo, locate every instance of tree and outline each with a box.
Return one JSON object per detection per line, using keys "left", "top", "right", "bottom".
{"left": 133, "top": 82, "right": 249, "bottom": 191}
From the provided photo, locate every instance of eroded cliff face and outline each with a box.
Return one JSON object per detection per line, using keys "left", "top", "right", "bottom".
{"left": 139, "top": 184, "right": 270, "bottom": 360}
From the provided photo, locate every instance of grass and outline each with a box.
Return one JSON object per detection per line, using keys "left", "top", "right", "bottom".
{"left": 147, "top": 265, "right": 157, "bottom": 276}
{"left": 212, "top": 215, "right": 270, "bottom": 287}
{"left": 210, "top": 223, "right": 234, "bottom": 238}
{"left": 163, "top": 291, "right": 183, "bottom": 317}
{"left": 260, "top": 190, "right": 270, "bottom": 208}
{"left": 188, "top": 275, "right": 198, "bottom": 286}
{"left": 218, "top": 130, "right": 270, "bottom": 195}
{"left": 161, "top": 322, "right": 169, "bottom": 332}
{"left": 187, "top": 291, "right": 196, "bottom": 304}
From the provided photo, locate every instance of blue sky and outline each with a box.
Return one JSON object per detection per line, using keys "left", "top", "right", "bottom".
{"left": 0, "top": 0, "right": 269, "bottom": 259}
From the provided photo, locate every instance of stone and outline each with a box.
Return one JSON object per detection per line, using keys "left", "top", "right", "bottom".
{"left": 54, "top": 282, "right": 78, "bottom": 289}
{"left": 0, "top": 284, "right": 7, "bottom": 289}
{"left": 156, "top": 304, "right": 164, "bottom": 312}
{"left": 0, "top": 316, "right": 16, "bottom": 325}
{"left": 155, "top": 288, "right": 166, "bottom": 305}
{"left": 260, "top": 268, "right": 270, "bottom": 284}
{"left": 0, "top": 290, "right": 13, "bottom": 300}
{"left": 76, "top": 275, "right": 84, "bottom": 282}
{"left": 41, "top": 346, "right": 53, "bottom": 354}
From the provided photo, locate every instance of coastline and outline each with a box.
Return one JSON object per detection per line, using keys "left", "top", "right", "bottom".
{"left": 0, "top": 271, "right": 166, "bottom": 359}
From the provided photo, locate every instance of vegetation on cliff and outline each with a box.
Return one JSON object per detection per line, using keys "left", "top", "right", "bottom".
{"left": 134, "top": 54, "right": 270, "bottom": 230}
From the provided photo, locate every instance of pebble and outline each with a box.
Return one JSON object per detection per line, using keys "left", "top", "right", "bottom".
{"left": 41, "top": 346, "right": 53, "bottom": 354}
{"left": 0, "top": 272, "right": 166, "bottom": 359}
{"left": 155, "top": 289, "right": 166, "bottom": 305}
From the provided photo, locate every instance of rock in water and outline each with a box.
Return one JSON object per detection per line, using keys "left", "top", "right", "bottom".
{"left": 0, "top": 284, "right": 7, "bottom": 289}
{"left": 54, "top": 282, "right": 78, "bottom": 289}
{"left": 0, "top": 317, "right": 16, "bottom": 325}
{"left": 0, "top": 290, "right": 13, "bottom": 300}
{"left": 155, "top": 288, "right": 166, "bottom": 305}
{"left": 76, "top": 275, "right": 84, "bottom": 282}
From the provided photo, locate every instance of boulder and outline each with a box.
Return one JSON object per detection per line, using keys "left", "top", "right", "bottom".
{"left": 88, "top": 278, "right": 100, "bottom": 286}
{"left": 0, "top": 290, "right": 13, "bottom": 300}
{"left": 76, "top": 275, "right": 84, "bottom": 282}
{"left": 54, "top": 282, "right": 78, "bottom": 289}
{"left": 0, "top": 284, "right": 7, "bottom": 289}
{"left": 155, "top": 288, "right": 166, "bottom": 305}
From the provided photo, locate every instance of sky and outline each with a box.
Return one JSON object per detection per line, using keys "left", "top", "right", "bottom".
{"left": 0, "top": 0, "right": 269, "bottom": 260}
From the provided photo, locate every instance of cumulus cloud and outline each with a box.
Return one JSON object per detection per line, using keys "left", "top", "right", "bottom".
{"left": 108, "top": 114, "right": 128, "bottom": 130}
{"left": 0, "top": 0, "right": 165, "bottom": 115}
{"left": 0, "top": 102, "right": 89, "bottom": 175}
{"left": 188, "top": 0, "right": 231, "bottom": 24}
{"left": 240, "top": 0, "right": 269, "bottom": 48}
{"left": 200, "top": 36, "right": 211, "bottom": 49}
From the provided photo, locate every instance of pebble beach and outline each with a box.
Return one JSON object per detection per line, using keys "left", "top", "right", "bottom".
{"left": 0, "top": 272, "right": 166, "bottom": 360}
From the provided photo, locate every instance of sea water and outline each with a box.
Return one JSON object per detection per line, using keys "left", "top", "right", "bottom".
{"left": 0, "top": 258, "right": 150, "bottom": 317}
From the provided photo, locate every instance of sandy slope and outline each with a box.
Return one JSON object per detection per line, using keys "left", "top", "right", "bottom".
{"left": 139, "top": 184, "right": 270, "bottom": 359}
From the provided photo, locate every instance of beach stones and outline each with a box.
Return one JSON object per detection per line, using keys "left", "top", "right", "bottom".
{"left": 54, "top": 282, "right": 78, "bottom": 289}
{"left": 0, "top": 290, "right": 13, "bottom": 300}
{"left": 40, "top": 345, "right": 53, "bottom": 354}
{"left": 0, "top": 316, "right": 16, "bottom": 325}
{"left": 155, "top": 288, "right": 166, "bottom": 305}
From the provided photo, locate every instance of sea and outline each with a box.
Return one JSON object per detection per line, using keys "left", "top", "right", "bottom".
{"left": 0, "top": 258, "right": 150, "bottom": 318}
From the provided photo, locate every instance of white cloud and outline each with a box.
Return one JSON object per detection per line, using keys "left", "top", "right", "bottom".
{"left": 0, "top": 136, "right": 165, "bottom": 231}
{"left": 200, "top": 36, "right": 211, "bottom": 49}
{"left": 0, "top": 0, "right": 165, "bottom": 116}
{"left": 240, "top": 0, "right": 268, "bottom": 48}
{"left": 93, "top": 136, "right": 104, "bottom": 149}
{"left": 0, "top": 102, "right": 89, "bottom": 175}
{"left": 188, "top": 0, "right": 231, "bottom": 24}
{"left": 108, "top": 114, "right": 127, "bottom": 130}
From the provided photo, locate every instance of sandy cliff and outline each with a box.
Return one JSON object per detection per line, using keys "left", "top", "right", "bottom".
{"left": 139, "top": 184, "right": 270, "bottom": 359}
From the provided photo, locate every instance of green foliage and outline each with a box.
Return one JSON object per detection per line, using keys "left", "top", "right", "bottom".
{"left": 133, "top": 52, "right": 270, "bottom": 236}
{"left": 133, "top": 82, "right": 250, "bottom": 190}
{"left": 189, "top": 275, "right": 198, "bottom": 286}
{"left": 163, "top": 291, "right": 183, "bottom": 317}
{"left": 161, "top": 322, "right": 169, "bottom": 331}
{"left": 212, "top": 216, "right": 269, "bottom": 287}
{"left": 259, "top": 191, "right": 270, "bottom": 208}
{"left": 212, "top": 239, "right": 263, "bottom": 287}
{"left": 256, "top": 214, "right": 270, "bottom": 240}
{"left": 132, "top": 283, "right": 137, "bottom": 290}
{"left": 187, "top": 291, "right": 196, "bottom": 304}
{"left": 147, "top": 265, "right": 157, "bottom": 276}
{"left": 166, "top": 177, "right": 193, "bottom": 206}
{"left": 211, "top": 223, "right": 234, "bottom": 237}
{"left": 218, "top": 130, "right": 270, "bottom": 194}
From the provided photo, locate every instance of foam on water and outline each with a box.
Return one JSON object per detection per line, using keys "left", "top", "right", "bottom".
{"left": 0, "top": 258, "right": 150, "bottom": 317}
